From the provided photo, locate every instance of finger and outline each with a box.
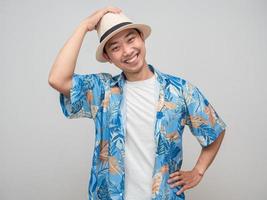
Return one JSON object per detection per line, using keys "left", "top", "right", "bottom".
{"left": 169, "top": 171, "right": 182, "bottom": 177}
{"left": 170, "top": 180, "right": 186, "bottom": 188}
{"left": 109, "top": 8, "right": 121, "bottom": 13}
{"left": 105, "top": 6, "right": 122, "bottom": 13}
{"left": 176, "top": 185, "right": 188, "bottom": 196}
{"left": 167, "top": 175, "right": 182, "bottom": 184}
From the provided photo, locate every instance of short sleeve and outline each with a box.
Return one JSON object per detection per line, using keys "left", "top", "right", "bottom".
{"left": 59, "top": 73, "right": 111, "bottom": 119}
{"left": 183, "top": 81, "right": 227, "bottom": 147}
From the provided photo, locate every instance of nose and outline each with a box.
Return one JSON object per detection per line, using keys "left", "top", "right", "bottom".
{"left": 122, "top": 44, "right": 133, "bottom": 57}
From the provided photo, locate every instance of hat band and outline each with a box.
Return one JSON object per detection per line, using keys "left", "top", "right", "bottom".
{"left": 100, "top": 22, "right": 133, "bottom": 42}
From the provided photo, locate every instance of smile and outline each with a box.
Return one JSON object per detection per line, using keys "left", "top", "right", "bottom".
{"left": 124, "top": 53, "right": 139, "bottom": 64}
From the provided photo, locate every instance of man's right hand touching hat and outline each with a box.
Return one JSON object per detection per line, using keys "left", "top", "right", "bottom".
{"left": 80, "top": 6, "right": 122, "bottom": 32}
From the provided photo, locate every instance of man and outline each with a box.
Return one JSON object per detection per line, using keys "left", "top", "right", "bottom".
{"left": 48, "top": 6, "right": 227, "bottom": 200}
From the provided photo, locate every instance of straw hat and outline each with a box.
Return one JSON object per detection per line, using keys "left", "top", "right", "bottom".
{"left": 95, "top": 12, "right": 151, "bottom": 62}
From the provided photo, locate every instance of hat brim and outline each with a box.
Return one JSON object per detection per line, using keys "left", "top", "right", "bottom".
{"left": 95, "top": 23, "right": 151, "bottom": 63}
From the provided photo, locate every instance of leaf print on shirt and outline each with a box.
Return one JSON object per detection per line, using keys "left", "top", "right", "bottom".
{"left": 164, "top": 101, "right": 177, "bottom": 110}
{"left": 109, "top": 156, "right": 120, "bottom": 174}
{"left": 184, "top": 82, "right": 195, "bottom": 104}
{"left": 189, "top": 115, "right": 208, "bottom": 128}
{"left": 97, "top": 178, "right": 112, "bottom": 200}
{"left": 181, "top": 118, "right": 186, "bottom": 126}
{"left": 156, "top": 91, "right": 165, "bottom": 111}
{"left": 204, "top": 104, "right": 216, "bottom": 127}
{"left": 111, "top": 86, "right": 121, "bottom": 94}
{"left": 152, "top": 165, "right": 169, "bottom": 198}
{"left": 157, "top": 99, "right": 177, "bottom": 112}
{"left": 86, "top": 90, "right": 93, "bottom": 103}
{"left": 59, "top": 64, "right": 227, "bottom": 199}
{"left": 160, "top": 164, "right": 169, "bottom": 173}
{"left": 86, "top": 89, "right": 99, "bottom": 118}
{"left": 102, "top": 92, "right": 110, "bottom": 110}
{"left": 91, "top": 105, "right": 99, "bottom": 119}
{"left": 99, "top": 140, "right": 109, "bottom": 162}
{"left": 160, "top": 125, "right": 166, "bottom": 134}
{"left": 165, "top": 131, "right": 179, "bottom": 141}
{"left": 156, "top": 135, "right": 168, "bottom": 156}
{"left": 152, "top": 171, "right": 162, "bottom": 198}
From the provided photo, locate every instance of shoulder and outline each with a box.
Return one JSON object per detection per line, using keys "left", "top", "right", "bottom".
{"left": 90, "top": 72, "right": 114, "bottom": 86}
{"left": 95, "top": 72, "right": 113, "bottom": 82}
{"left": 160, "top": 71, "right": 196, "bottom": 92}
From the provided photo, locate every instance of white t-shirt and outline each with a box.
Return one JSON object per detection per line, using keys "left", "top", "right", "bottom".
{"left": 123, "top": 75, "right": 157, "bottom": 200}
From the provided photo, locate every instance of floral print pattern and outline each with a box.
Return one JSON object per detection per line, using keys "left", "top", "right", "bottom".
{"left": 59, "top": 64, "right": 226, "bottom": 199}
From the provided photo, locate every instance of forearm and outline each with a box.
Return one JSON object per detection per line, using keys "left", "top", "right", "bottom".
{"left": 193, "top": 130, "right": 225, "bottom": 175}
{"left": 48, "top": 22, "right": 88, "bottom": 84}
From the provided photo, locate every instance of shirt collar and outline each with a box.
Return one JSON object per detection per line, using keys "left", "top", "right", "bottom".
{"left": 110, "top": 64, "right": 167, "bottom": 89}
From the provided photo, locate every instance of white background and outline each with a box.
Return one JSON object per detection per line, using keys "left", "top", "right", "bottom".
{"left": 1, "top": 0, "right": 266, "bottom": 199}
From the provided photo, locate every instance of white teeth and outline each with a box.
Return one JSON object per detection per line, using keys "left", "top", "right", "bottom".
{"left": 125, "top": 54, "right": 138, "bottom": 63}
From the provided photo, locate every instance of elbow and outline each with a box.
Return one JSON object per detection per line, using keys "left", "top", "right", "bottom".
{"left": 48, "top": 70, "right": 63, "bottom": 88}
{"left": 48, "top": 65, "right": 62, "bottom": 87}
{"left": 48, "top": 74, "right": 63, "bottom": 90}
{"left": 48, "top": 76, "right": 63, "bottom": 93}
{"left": 48, "top": 74, "right": 71, "bottom": 97}
{"left": 48, "top": 68, "right": 55, "bottom": 86}
{"left": 48, "top": 76, "right": 57, "bottom": 88}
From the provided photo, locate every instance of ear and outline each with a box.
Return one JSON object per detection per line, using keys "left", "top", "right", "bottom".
{"left": 103, "top": 52, "right": 112, "bottom": 63}
{"left": 140, "top": 31, "right": 145, "bottom": 41}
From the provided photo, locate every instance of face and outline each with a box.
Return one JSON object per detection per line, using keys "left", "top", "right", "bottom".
{"left": 103, "top": 28, "right": 147, "bottom": 74}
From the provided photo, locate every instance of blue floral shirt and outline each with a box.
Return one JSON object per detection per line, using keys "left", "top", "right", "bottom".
{"left": 59, "top": 64, "right": 226, "bottom": 200}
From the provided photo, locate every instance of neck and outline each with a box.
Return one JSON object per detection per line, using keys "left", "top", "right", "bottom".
{"left": 123, "top": 62, "right": 154, "bottom": 82}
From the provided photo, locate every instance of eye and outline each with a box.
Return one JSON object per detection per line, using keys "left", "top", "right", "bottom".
{"left": 111, "top": 46, "right": 119, "bottom": 52}
{"left": 128, "top": 37, "right": 135, "bottom": 42}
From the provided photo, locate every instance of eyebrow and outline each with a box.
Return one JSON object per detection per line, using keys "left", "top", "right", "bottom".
{"left": 106, "top": 30, "right": 137, "bottom": 50}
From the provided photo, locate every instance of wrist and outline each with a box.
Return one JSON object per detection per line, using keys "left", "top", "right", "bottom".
{"left": 193, "top": 166, "right": 205, "bottom": 177}
{"left": 77, "top": 21, "right": 89, "bottom": 34}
